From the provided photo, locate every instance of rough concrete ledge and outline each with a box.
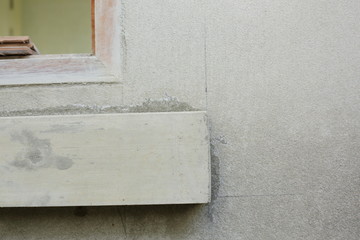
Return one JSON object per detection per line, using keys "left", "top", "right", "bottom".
{"left": 0, "top": 97, "right": 199, "bottom": 117}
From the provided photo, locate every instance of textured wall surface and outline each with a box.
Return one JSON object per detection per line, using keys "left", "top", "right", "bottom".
{"left": 1, "top": 0, "right": 360, "bottom": 239}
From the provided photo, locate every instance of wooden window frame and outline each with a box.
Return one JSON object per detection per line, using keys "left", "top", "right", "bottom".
{"left": 0, "top": 0, "right": 122, "bottom": 86}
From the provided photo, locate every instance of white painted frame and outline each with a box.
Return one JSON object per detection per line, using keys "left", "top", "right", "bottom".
{"left": 0, "top": 0, "right": 122, "bottom": 86}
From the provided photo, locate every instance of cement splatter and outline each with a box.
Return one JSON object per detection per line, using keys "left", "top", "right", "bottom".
{"left": 0, "top": 96, "right": 198, "bottom": 117}
{"left": 206, "top": 134, "right": 227, "bottom": 222}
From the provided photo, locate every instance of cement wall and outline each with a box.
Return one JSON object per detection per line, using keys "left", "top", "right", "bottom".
{"left": 1, "top": 0, "right": 360, "bottom": 239}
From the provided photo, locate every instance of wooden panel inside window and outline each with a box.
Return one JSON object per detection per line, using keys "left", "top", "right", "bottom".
{"left": 0, "top": 36, "right": 39, "bottom": 56}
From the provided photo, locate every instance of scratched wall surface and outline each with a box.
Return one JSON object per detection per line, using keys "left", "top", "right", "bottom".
{"left": 1, "top": 0, "right": 360, "bottom": 239}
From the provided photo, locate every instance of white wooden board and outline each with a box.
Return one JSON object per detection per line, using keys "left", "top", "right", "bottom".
{"left": 0, "top": 55, "right": 117, "bottom": 86}
{"left": 0, "top": 112, "right": 210, "bottom": 207}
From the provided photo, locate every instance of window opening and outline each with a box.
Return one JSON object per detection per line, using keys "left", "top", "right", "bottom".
{"left": 0, "top": 0, "right": 92, "bottom": 55}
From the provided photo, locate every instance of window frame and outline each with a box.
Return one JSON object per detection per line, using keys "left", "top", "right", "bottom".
{"left": 0, "top": 0, "right": 122, "bottom": 86}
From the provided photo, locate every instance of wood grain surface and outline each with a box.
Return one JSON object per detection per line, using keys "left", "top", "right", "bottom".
{"left": 0, "top": 112, "right": 210, "bottom": 207}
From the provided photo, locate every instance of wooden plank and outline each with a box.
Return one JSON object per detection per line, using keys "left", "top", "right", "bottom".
{"left": 0, "top": 46, "right": 37, "bottom": 56}
{"left": 0, "top": 36, "right": 39, "bottom": 56}
{"left": 0, "top": 112, "right": 210, "bottom": 207}
{"left": 0, "top": 36, "right": 30, "bottom": 44}
{"left": 0, "top": 55, "right": 117, "bottom": 85}
{"left": 95, "top": 0, "right": 123, "bottom": 78}
{"left": 91, "top": 0, "right": 95, "bottom": 53}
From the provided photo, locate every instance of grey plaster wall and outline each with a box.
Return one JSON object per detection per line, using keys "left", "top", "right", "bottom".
{"left": 1, "top": 0, "right": 360, "bottom": 239}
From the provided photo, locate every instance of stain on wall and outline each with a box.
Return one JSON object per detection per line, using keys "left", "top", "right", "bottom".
{"left": 10, "top": 130, "right": 73, "bottom": 171}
